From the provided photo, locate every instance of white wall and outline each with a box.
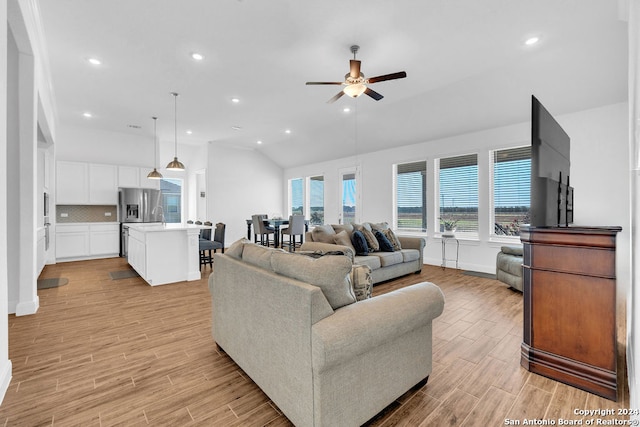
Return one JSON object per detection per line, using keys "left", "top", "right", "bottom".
{"left": 0, "top": 0, "right": 13, "bottom": 406}
{"left": 284, "top": 102, "right": 630, "bottom": 286}
{"left": 206, "top": 144, "right": 283, "bottom": 246}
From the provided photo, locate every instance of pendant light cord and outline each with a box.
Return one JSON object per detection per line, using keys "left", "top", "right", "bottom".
{"left": 172, "top": 92, "right": 179, "bottom": 157}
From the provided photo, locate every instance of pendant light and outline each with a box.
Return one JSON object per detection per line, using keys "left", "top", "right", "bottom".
{"left": 147, "top": 116, "right": 163, "bottom": 179}
{"left": 166, "top": 92, "right": 185, "bottom": 171}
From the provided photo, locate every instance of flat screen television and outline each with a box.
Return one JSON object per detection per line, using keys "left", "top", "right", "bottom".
{"left": 530, "top": 95, "right": 573, "bottom": 227}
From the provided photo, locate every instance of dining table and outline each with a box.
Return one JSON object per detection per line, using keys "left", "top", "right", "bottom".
{"left": 245, "top": 218, "right": 309, "bottom": 248}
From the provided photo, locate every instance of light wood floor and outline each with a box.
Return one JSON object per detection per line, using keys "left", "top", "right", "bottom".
{"left": 0, "top": 257, "right": 629, "bottom": 426}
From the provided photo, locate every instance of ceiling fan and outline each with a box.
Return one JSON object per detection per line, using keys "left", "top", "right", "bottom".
{"left": 306, "top": 45, "right": 407, "bottom": 103}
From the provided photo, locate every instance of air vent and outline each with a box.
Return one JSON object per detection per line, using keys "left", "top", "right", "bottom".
{"left": 127, "top": 124, "right": 142, "bottom": 129}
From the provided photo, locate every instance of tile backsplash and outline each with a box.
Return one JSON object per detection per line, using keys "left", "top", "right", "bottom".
{"left": 56, "top": 205, "right": 118, "bottom": 223}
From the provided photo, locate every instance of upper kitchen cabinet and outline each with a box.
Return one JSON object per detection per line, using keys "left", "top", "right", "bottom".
{"left": 57, "top": 161, "right": 118, "bottom": 204}
{"left": 57, "top": 161, "right": 89, "bottom": 204}
{"left": 117, "top": 165, "right": 160, "bottom": 189}
{"left": 89, "top": 164, "right": 118, "bottom": 204}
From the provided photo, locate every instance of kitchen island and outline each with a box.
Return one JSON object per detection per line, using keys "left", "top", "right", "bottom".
{"left": 126, "top": 223, "right": 209, "bottom": 286}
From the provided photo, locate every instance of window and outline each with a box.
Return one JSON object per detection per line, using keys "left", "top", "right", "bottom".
{"left": 160, "top": 178, "right": 182, "bottom": 223}
{"left": 290, "top": 178, "right": 304, "bottom": 215}
{"left": 309, "top": 176, "right": 324, "bottom": 225}
{"left": 395, "top": 161, "right": 427, "bottom": 232}
{"left": 341, "top": 172, "right": 357, "bottom": 225}
{"left": 437, "top": 154, "right": 478, "bottom": 234}
{"left": 492, "top": 146, "right": 531, "bottom": 236}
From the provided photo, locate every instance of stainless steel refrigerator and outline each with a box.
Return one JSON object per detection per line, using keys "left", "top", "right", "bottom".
{"left": 118, "top": 187, "right": 163, "bottom": 223}
{"left": 118, "top": 187, "right": 163, "bottom": 257}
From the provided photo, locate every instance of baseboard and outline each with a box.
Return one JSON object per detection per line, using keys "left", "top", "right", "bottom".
{"left": 15, "top": 296, "right": 39, "bottom": 316}
{"left": 0, "top": 359, "right": 12, "bottom": 405}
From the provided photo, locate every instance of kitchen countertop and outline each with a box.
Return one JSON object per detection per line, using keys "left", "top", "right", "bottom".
{"left": 125, "top": 223, "right": 210, "bottom": 232}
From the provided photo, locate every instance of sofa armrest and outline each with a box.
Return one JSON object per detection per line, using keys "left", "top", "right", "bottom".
{"left": 299, "top": 241, "right": 355, "bottom": 261}
{"left": 311, "top": 282, "right": 444, "bottom": 373}
{"left": 397, "top": 236, "right": 425, "bottom": 252}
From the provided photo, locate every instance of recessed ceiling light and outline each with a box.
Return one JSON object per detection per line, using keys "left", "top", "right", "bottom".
{"left": 231, "top": 98, "right": 240, "bottom": 104}
{"left": 186, "top": 130, "right": 193, "bottom": 135}
{"left": 87, "top": 58, "right": 101, "bottom": 65}
{"left": 257, "top": 140, "right": 263, "bottom": 145}
{"left": 285, "top": 129, "right": 291, "bottom": 134}
{"left": 525, "top": 36, "right": 540, "bottom": 46}
{"left": 343, "top": 107, "right": 351, "bottom": 113}
{"left": 83, "top": 112, "right": 92, "bottom": 118}
{"left": 191, "top": 53, "right": 204, "bottom": 61}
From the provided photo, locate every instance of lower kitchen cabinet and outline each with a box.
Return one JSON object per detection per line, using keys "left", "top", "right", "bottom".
{"left": 56, "top": 223, "right": 119, "bottom": 261}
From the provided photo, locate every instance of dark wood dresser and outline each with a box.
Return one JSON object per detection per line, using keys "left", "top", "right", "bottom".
{"left": 520, "top": 226, "right": 622, "bottom": 401}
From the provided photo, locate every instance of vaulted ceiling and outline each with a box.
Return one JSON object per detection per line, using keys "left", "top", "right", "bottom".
{"left": 38, "top": 0, "right": 628, "bottom": 168}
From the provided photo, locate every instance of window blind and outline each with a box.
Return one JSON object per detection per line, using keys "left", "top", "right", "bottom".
{"left": 309, "top": 175, "right": 324, "bottom": 225}
{"left": 396, "top": 161, "right": 427, "bottom": 231}
{"left": 438, "top": 154, "right": 478, "bottom": 233}
{"left": 493, "top": 146, "right": 531, "bottom": 235}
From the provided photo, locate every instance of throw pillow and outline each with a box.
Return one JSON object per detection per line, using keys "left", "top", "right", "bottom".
{"left": 382, "top": 228, "right": 402, "bottom": 251}
{"left": 375, "top": 230, "right": 394, "bottom": 252}
{"left": 271, "top": 252, "right": 355, "bottom": 309}
{"left": 333, "top": 230, "right": 356, "bottom": 252}
{"left": 353, "top": 223, "right": 380, "bottom": 252}
{"left": 350, "top": 264, "right": 372, "bottom": 301}
{"left": 311, "top": 224, "right": 337, "bottom": 244}
{"left": 242, "top": 244, "right": 282, "bottom": 271}
{"left": 351, "top": 230, "right": 369, "bottom": 256}
{"left": 368, "top": 221, "right": 390, "bottom": 232}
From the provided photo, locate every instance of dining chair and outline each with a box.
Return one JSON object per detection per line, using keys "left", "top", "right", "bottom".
{"left": 211, "top": 222, "right": 226, "bottom": 254}
{"left": 280, "top": 214, "right": 305, "bottom": 252}
{"left": 251, "top": 214, "right": 275, "bottom": 246}
{"left": 199, "top": 221, "right": 215, "bottom": 270}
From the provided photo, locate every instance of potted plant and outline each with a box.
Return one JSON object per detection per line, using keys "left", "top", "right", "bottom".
{"left": 440, "top": 216, "right": 458, "bottom": 236}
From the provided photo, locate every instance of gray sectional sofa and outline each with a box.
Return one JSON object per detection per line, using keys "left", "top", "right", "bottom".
{"left": 208, "top": 240, "right": 445, "bottom": 427}
{"left": 301, "top": 222, "right": 425, "bottom": 284}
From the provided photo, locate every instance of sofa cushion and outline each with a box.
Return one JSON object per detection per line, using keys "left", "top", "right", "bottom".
{"left": 400, "top": 249, "right": 421, "bottom": 263}
{"left": 374, "top": 230, "right": 394, "bottom": 252}
{"left": 354, "top": 255, "right": 381, "bottom": 270}
{"left": 367, "top": 221, "right": 389, "bottom": 232}
{"left": 242, "top": 243, "right": 281, "bottom": 270}
{"left": 382, "top": 229, "right": 402, "bottom": 251}
{"left": 351, "top": 230, "right": 369, "bottom": 256}
{"left": 501, "top": 245, "right": 523, "bottom": 256}
{"left": 311, "top": 224, "right": 337, "bottom": 243}
{"left": 332, "top": 223, "right": 354, "bottom": 238}
{"left": 271, "top": 252, "right": 356, "bottom": 309}
{"left": 333, "top": 230, "right": 356, "bottom": 252}
{"left": 354, "top": 223, "right": 379, "bottom": 252}
{"left": 374, "top": 251, "right": 404, "bottom": 267}
{"left": 227, "top": 238, "right": 249, "bottom": 259}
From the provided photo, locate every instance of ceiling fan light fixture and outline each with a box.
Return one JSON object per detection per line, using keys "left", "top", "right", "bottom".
{"left": 344, "top": 83, "right": 367, "bottom": 98}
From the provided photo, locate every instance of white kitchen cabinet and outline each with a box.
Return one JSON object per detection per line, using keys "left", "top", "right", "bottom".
{"left": 89, "top": 223, "right": 120, "bottom": 255}
{"left": 118, "top": 165, "right": 160, "bottom": 189}
{"left": 139, "top": 167, "right": 160, "bottom": 189}
{"left": 56, "top": 161, "right": 89, "bottom": 204}
{"left": 56, "top": 223, "right": 119, "bottom": 261}
{"left": 118, "top": 166, "right": 140, "bottom": 188}
{"left": 89, "top": 164, "right": 118, "bottom": 204}
{"left": 56, "top": 224, "right": 90, "bottom": 259}
{"left": 127, "top": 228, "right": 146, "bottom": 277}
{"left": 57, "top": 161, "right": 118, "bottom": 204}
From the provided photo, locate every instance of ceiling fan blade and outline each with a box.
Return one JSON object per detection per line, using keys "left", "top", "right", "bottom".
{"left": 349, "top": 60, "right": 361, "bottom": 79}
{"left": 364, "top": 87, "right": 384, "bottom": 101}
{"left": 367, "top": 71, "right": 407, "bottom": 84}
{"left": 327, "top": 91, "right": 345, "bottom": 104}
{"left": 306, "top": 81, "right": 343, "bottom": 85}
